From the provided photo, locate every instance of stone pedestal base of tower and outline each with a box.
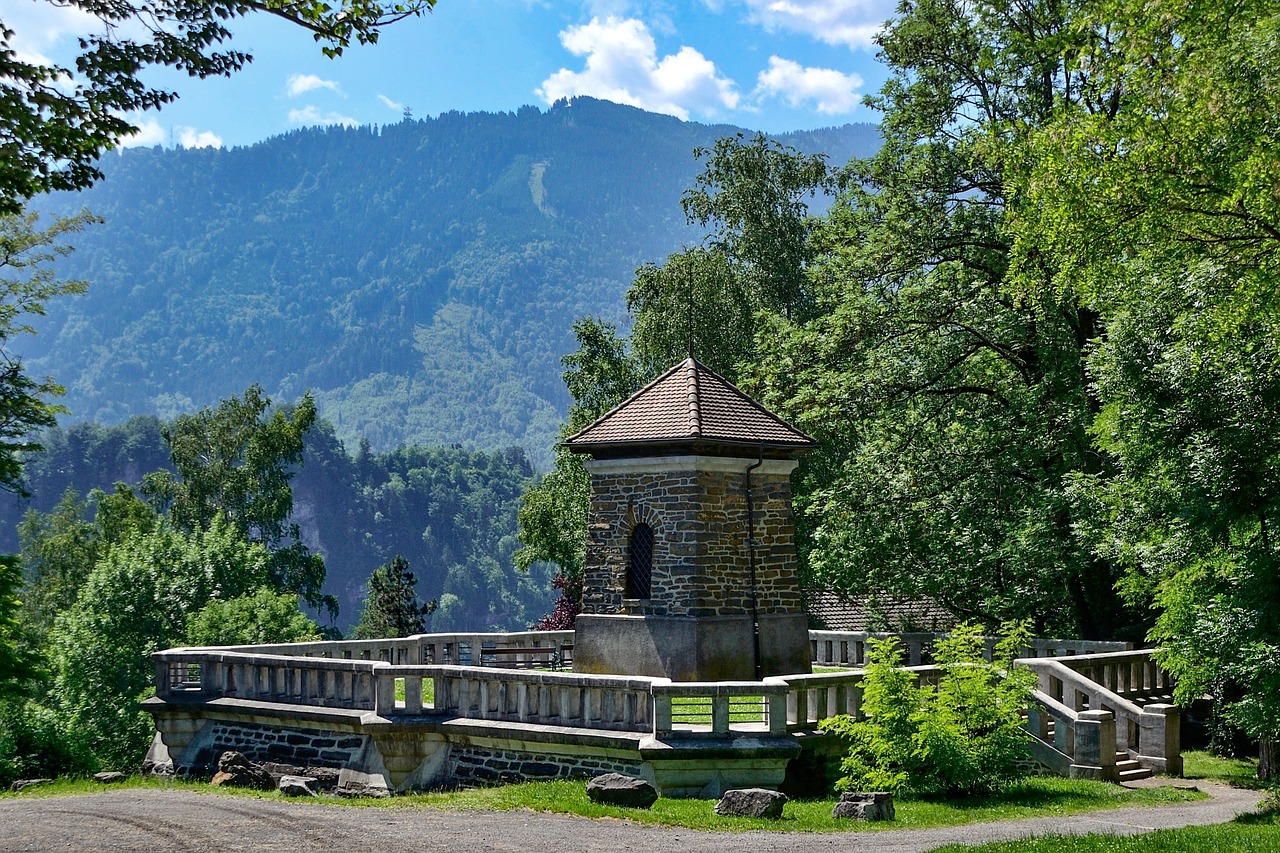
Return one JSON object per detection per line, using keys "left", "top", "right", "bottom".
{"left": 573, "top": 613, "right": 811, "bottom": 681}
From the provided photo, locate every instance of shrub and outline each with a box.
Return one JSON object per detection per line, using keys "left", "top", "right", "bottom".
{"left": 820, "top": 622, "right": 1037, "bottom": 798}
{"left": 0, "top": 699, "right": 96, "bottom": 787}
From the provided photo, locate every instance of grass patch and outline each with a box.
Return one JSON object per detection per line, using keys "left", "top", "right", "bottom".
{"left": 928, "top": 811, "right": 1280, "bottom": 852}
{"left": 1181, "top": 750, "right": 1264, "bottom": 789}
{"left": 669, "top": 696, "right": 765, "bottom": 725}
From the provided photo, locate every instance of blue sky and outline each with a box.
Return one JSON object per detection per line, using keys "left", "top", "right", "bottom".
{"left": 10, "top": 0, "right": 895, "bottom": 150}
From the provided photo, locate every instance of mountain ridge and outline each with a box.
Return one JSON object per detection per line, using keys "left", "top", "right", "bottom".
{"left": 25, "top": 97, "right": 880, "bottom": 468}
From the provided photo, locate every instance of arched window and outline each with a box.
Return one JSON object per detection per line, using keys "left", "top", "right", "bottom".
{"left": 626, "top": 523, "right": 654, "bottom": 600}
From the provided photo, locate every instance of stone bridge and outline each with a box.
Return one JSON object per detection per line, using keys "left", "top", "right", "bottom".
{"left": 144, "top": 630, "right": 1181, "bottom": 797}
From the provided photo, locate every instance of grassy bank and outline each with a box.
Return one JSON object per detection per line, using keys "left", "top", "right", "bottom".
{"left": 2, "top": 775, "right": 1205, "bottom": 833}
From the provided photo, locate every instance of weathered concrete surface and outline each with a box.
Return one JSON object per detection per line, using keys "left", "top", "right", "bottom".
{"left": 0, "top": 782, "right": 1261, "bottom": 853}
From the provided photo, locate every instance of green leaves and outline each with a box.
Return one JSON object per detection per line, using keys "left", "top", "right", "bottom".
{"left": 0, "top": 212, "right": 96, "bottom": 494}
{"left": 820, "top": 623, "right": 1036, "bottom": 798}
{"left": 353, "top": 555, "right": 436, "bottom": 639}
{"left": 140, "top": 385, "right": 329, "bottom": 610}
{"left": 1, "top": 0, "right": 433, "bottom": 212}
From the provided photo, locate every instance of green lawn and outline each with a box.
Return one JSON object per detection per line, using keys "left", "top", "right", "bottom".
{"left": 669, "top": 695, "right": 766, "bottom": 724}
{"left": 3, "top": 775, "right": 1205, "bottom": 834}
{"left": 392, "top": 677, "right": 435, "bottom": 707}
{"left": 1181, "top": 750, "right": 1265, "bottom": 789}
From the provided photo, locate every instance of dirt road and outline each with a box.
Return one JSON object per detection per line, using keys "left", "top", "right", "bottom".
{"left": 0, "top": 782, "right": 1261, "bottom": 853}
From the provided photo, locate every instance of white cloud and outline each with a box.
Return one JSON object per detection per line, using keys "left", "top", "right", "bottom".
{"left": 178, "top": 127, "right": 223, "bottom": 149}
{"left": 288, "top": 105, "right": 358, "bottom": 127}
{"left": 537, "top": 17, "right": 738, "bottom": 120}
{"left": 743, "top": 0, "right": 894, "bottom": 50}
{"left": 378, "top": 94, "right": 405, "bottom": 112}
{"left": 119, "top": 119, "right": 168, "bottom": 148}
{"left": 755, "top": 56, "right": 863, "bottom": 114}
{"left": 3, "top": 2, "right": 101, "bottom": 67}
{"left": 286, "top": 74, "right": 342, "bottom": 97}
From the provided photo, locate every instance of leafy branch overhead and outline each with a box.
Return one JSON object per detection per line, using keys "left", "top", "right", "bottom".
{"left": 0, "top": 0, "right": 435, "bottom": 213}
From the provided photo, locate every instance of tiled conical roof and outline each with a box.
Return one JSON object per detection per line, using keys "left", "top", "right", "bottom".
{"left": 564, "top": 358, "right": 814, "bottom": 454}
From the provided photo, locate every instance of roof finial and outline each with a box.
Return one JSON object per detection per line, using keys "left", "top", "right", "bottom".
{"left": 685, "top": 262, "right": 695, "bottom": 360}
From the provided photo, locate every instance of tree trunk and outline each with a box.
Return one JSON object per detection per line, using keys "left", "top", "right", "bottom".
{"left": 1260, "top": 735, "right": 1278, "bottom": 783}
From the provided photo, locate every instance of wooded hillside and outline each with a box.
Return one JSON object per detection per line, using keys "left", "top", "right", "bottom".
{"left": 23, "top": 98, "right": 878, "bottom": 469}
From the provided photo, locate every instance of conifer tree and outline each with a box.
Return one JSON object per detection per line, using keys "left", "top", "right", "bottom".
{"left": 354, "top": 556, "right": 437, "bottom": 639}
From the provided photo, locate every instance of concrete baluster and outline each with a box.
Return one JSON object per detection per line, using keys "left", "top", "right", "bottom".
{"left": 374, "top": 668, "right": 397, "bottom": 716}
{"left": 1026, "top": 704, "right": 1050, "bottom": 741}
{"left": 155, "top": 660, "right": 172, "bottom": 699}
{"left": 709, "top": 694, "right": 729, "bottom": 734}
{"left": 653, "top": 683, "right": 673, "bottom": 736}
{"left": 767, "top": 689, "right": 787, "bottom": 735}
{"left": 783, "top": 676, "right": 803, "bottom": 722}
{"left": 404, "top": 675, "right": 423, "bottom": 714}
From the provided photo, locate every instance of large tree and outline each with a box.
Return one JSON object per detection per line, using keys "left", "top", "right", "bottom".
{"left": 0, "top": 211, "right": 95, "bottom": 493}
{"left": 1, "top": 0, "right": 434, "bottom": 214}
{"left": 353, "top": 555, "right": 436, "bottom": 639}
{"left": 754, "top": 0, "right": 1132, "bottom": 638}
{"left": 141, "top": 385, "right": 330, "bottom": 612}
{"left": 1014, "top": 0, "right": 1280, "bottom": 777}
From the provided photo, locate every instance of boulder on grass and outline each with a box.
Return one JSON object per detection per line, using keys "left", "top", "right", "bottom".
{"left": 93, "top": 772, "right": 127, "bottom": 784}
{"left": 714, "top": 788, "right": 787, "bottom": 819}
{"left": 9, "top": 779, "right": 52, "bottom": 793}
{"left": 209, "top": 751, "right": 275, "bottom": 791}
{"left": 831, "top": 791, "right": 895, "bottom": 821}
{"left": 278, "top": 775, "right": 318, "bottom": 797}
{"left": 585, "top": 773, "right": 658, "bottom": 809}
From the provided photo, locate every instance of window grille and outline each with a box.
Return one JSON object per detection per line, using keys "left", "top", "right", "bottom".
{"left": 627, "top": 523, "right": 654, "bottom": 599}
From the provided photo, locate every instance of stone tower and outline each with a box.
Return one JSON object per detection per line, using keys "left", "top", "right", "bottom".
{"left": 565, "top": 357, "right": 814, "bottom": 681}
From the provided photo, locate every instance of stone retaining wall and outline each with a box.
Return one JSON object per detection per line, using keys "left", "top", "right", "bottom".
{"left": 189, "top": 721, "right": 366, "bottom": 771}
{"left": 450, "top": 745, "right": 643, "bottom": 785}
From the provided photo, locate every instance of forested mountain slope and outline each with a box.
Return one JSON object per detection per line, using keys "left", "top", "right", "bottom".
{"left": 3, "top": 416, "right": 547, "bottom": 631}
{"left": 25, "top": 98, "right": 878, "bottom": 468}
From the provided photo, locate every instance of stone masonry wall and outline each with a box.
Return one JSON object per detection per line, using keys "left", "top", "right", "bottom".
{"left": 583, "top": 457, "right": 803, "bottom": 618}
{"left": 450, "top": 745, "right": 644, "bottom": 785}
{"left": 186, "top": 720, "right": 366, "bottom": 771}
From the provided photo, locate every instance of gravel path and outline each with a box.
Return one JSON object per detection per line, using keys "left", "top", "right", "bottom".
{"left": 0, "top": 782, "right": 1261, "bottom": 853}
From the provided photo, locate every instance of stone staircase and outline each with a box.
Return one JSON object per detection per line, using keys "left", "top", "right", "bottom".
{"left": 1116, "top": 751, "right": 1153, "bottom": 782}
{"left": 1020, "top": 651, "right": 1182, "bottom": 781}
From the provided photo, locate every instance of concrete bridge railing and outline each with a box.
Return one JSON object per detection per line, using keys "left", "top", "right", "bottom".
{"left": 198, "top": 631, "right": 576, "bottom": 667}
{"left": 809, "top": 631, "right": 1132, "bottom": 668}
{"left": 153, "top": 632, "right": 1179, "bottom": 784}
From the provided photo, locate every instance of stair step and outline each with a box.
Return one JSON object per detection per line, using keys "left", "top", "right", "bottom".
{"left": 1119, "top": 767, "right": 1153, "bottom": 781}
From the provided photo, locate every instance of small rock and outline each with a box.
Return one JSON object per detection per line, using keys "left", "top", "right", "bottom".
{"left": 585, "top": 773, "right": 658, "bottom": 809}
{"left": 278, "top": 775, "right": 318, "bottom": 797}
{"left": 832, "top": 791, "right": 895, "bottom": 821}
{"left": 262, "top": 763, "right": 340, "bottom": 792}
{"left": 140, "top": 759, "right": 174, "bottom": 778}
{"left": 93, "top": 772, "right": 128, "bottom": 784}
{"left": 9, "top": 779, "right": 52, "bottom": 793}
{"left": 334, "top": 782, "right": 391, "bottom": 798}
{"left": 209, "top": 751, "right": 275, "bottom": 791}
{"left": 714, "top": 788, "right": 787, "bottom": 819}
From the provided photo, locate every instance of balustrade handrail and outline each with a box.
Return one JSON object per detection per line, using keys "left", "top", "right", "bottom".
{"left": 1016, "top": 656, "right": 1147, "bottom": 720}
{"left": 1031, "top": 688, "right": 1080, "bottom": 723}
{"left": 156, "top": 647, "right": 388, "bottom": 672}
